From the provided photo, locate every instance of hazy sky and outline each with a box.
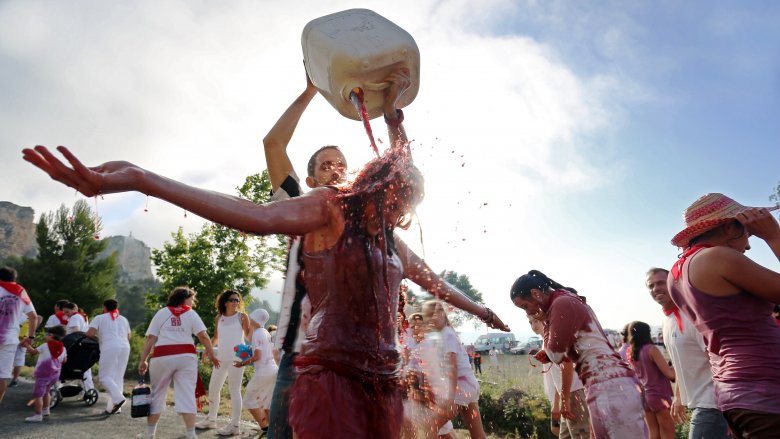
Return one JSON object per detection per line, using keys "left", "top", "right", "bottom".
{"left": 2, "top": 0, "right": 779, "bottom": 341}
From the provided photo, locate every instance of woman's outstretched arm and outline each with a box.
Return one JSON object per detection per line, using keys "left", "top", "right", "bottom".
{"left": 23, "top": 145, "right": 331, "bottom": 236}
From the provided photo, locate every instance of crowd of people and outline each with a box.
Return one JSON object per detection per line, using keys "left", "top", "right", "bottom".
{"left": 6, "top": 60, "right": 780, "bottom": 439}
{"left": 512, "top": 193, "right": 780, "bottom": 439}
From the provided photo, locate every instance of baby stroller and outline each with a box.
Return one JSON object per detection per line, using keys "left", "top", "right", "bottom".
{"left": 49, "top": 331, "right": 100, "bottom": 408}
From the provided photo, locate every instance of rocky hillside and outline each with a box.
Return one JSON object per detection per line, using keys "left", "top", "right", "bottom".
{"left": 99, "top": 234, "right": 154, "bottom": 281}
{"left": 0, "top": 201, "right": 38, "bottom": 260}
{"left": 1, "top": 201, "right": 153, "bottom": 281}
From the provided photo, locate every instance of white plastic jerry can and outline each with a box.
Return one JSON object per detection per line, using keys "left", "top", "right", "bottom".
{"left": 302, "top": 8, "right": 420, "bottom": 121}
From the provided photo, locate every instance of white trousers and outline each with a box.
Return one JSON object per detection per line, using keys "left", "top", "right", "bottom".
{"left": 83, "top": 368, "right": 95, "bottom": 391}
{"left": 150, "top": 354, "right": 197, "bottom": 414}
{"left": 98, "top": 344, "right": 130, "bottom": 410}
{"left": 0, "top": 343, "right": 17, "bottom": 379}
{"left": 206, "top": 361, "right": 244, "bottom": 426}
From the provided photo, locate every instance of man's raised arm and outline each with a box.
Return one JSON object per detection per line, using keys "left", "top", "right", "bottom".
{"left": 263, "top": 73, "right": 318, "bottom": 191}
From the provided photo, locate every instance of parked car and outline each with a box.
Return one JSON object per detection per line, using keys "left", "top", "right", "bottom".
{"left": 474, "top": 333, "right": 518, "bottom": 354}
{"left": 510, "top": 336, "right": 543, "bottom": 355}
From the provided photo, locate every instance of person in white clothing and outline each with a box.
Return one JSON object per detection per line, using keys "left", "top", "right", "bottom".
{"left": 239, "top": 309, "right": 278, "bottom": 436}
{"left": 86, "top": 298, "right": 131, "bottom": 415}
{"left": 410, "top": 300, "right": 486, "bottom": 439}
{"left": 11, "top": 314, "right": 43, "bottom": 388}
{"left": 0, "top": 266, "right": 38, "bottom": 404}
{"left": 529, "top": 315, "right": 590, "bottom": 438}
{"left": 400, "top": 312, "right": 456, "bottom": 439}
{"left": 646, "top": 267, "right": 729, "bottom": 439}
{"left": 197, "top": 290, "right": 251, "bottom": 436}
{"left": 138, "top": 286, "right": 219, "bottom": 439}
{"left": 62, "top": 302, "right": 95, "bottom": 391}
{"left": 44, "top": 299, "right": 71, "bottom": 329}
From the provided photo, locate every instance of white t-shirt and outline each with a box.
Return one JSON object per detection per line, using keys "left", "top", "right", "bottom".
{"left": 662, "top": 312, "right": 718, "bottom": 409}
{"left": 45, "top": 314, "right": 66, "bottom": 329}
{"left": 146, "top": 308, "right": 206, "bottom": 350}
{"left": 66, "top": 313, "right": 88, "bottom": 333}
{"left": 89, "top": 313, "right": 131, "bottom": 349}
{"left": 441, "top": 327, "right": 472, "bottom": 379}
{"left": 0, "top": 287, "right": 35, "bottom": 345}
{"left": 35, "top": 343, "right": 67, "bottom": 369}
{"left": 250, "top": 328, "right": 277, "bottom": 376}
{"left": 543, "top": 365, "right": 556, "bottom": 403}
{"left": 549, "top": 360, "right": 585, "bottom": 394}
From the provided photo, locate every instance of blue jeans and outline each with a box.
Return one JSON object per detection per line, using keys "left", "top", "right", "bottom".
{"left": 267, "top": 351, "right": 297, "bottom": 439}
{"left": 690, "top": 407, "right": 729, "bottom": 439}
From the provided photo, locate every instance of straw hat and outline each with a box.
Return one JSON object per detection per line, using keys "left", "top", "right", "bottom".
{"left": 671, "top": 193, "right": 752, "bottom": 248}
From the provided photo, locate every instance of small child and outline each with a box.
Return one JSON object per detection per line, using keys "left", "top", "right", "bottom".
{"left": 234, "top": 309, "right": 277, "bottom": 437}
{"left": 25, "top": 325, "right": 67, "bottom": 422}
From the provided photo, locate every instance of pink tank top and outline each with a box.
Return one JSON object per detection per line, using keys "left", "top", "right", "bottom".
{"left": 668, "top": 259, "right": 780, "bottom": 413}
{"left": 632, "top": 344, "right": 672, "bottom": 400}
{"left": 298, "top": 229, "right": 403, "bottom": 380}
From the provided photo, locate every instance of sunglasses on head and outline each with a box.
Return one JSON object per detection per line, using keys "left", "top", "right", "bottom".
{"left": 226, "top": 298, "right": 241, "bottom": 303}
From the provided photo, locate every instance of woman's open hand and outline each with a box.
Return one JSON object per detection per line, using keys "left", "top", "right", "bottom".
{"left": 22, "top": 145, "right": 145, "bottom": 197}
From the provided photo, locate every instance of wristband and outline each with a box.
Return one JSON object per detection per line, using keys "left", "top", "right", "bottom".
{"left": 384, "top": 109, "right": 404, "bottom": 127}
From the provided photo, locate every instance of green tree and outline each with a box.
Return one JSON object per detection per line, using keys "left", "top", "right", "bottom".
{"left": 115, "top": 278, "right": 161, "bottom": 330}
{"left": 771, "top": 180, "right": 780, "bottom": 206}
{"left": 18, "top": 199, "right": 118, "bottom": 318}
{"left": 413, "top": 270, "right": 484, "bottom": 328}
{"left": 150, "top": 171, "right": 285, "bottom": 330}
{"left": 437, "top": 270, "right": 484, "bottom": 328}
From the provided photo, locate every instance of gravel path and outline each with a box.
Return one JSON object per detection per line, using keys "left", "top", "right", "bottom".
{"left": 0, "top": 379, "right": 261, "bottom": 439}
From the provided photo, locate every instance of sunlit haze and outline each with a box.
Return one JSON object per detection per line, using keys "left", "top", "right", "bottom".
{"left": 3, "top": 1, "right": 779, "bottom": 342}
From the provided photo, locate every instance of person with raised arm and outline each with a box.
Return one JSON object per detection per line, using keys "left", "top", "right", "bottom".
{"left": 667, "top": 193, "right": 780, "bottom": 437}
{"left": 262, "top": 67, "right": 509, "bottom": 439}
{"left": 24, "top": 116, "right": 433, "bottom": 438}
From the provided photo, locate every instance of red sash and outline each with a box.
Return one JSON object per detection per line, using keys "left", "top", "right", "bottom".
{"left": 151, "top": 344, "right": 197, "bottom": 358}
{"left": 0, "top": 281, "right": 31, "bottom": 305}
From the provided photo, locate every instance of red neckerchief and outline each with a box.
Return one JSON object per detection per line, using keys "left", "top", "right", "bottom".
{"left": 671, "top": 244, "right": 712, "bottom": 280}
{"left": 47, "top": 340, "right": 65, "bottom": 361}
{"left": 108, "top": 309, "right": 119, "bottom": 321}
{"left": 0, "top": 281, "right": 31, "bottom": 305}
{"left": 168, "top": 305, "right": 192, "bottom": 317}
{"left": 663, "top": 306, "right": 684, "bottom": 333}
{"left": 55, "top": 311, "right": 69, "bottom": 325}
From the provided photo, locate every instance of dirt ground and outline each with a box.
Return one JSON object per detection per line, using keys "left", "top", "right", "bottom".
{"left": 0, "top": 378, "right": 262, "bottom": 439}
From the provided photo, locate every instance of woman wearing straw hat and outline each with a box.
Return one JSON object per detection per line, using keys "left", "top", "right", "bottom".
{"left": 668, "top": 193, "right": 780, "bottom": 438}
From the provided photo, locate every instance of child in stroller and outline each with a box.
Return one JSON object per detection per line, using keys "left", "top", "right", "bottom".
{"left": 49, "top": 330, "right": 100, "bottom": 408}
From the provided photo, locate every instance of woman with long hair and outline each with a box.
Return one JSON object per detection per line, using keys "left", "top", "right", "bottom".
{"left": 510, "top": 270, "right": 646, "bottom": 438}
{"left": 23, "top": 143, "right": 425, "bottom": 439}
{"left": 627, "top": 321, "right": 675, "bottom": 439}
{"left": 196, "top": 290, "right": 251, "bottom": 435}
{"left": 668, "top": 193, "right": 780, "bottom": 436}
{"left": 138, "top": 287, "right": 219, "bottom": 439}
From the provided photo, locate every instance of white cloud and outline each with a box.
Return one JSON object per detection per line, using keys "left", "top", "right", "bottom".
{"left": 2, "top": 0, "right": 648, "bottom": 335}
